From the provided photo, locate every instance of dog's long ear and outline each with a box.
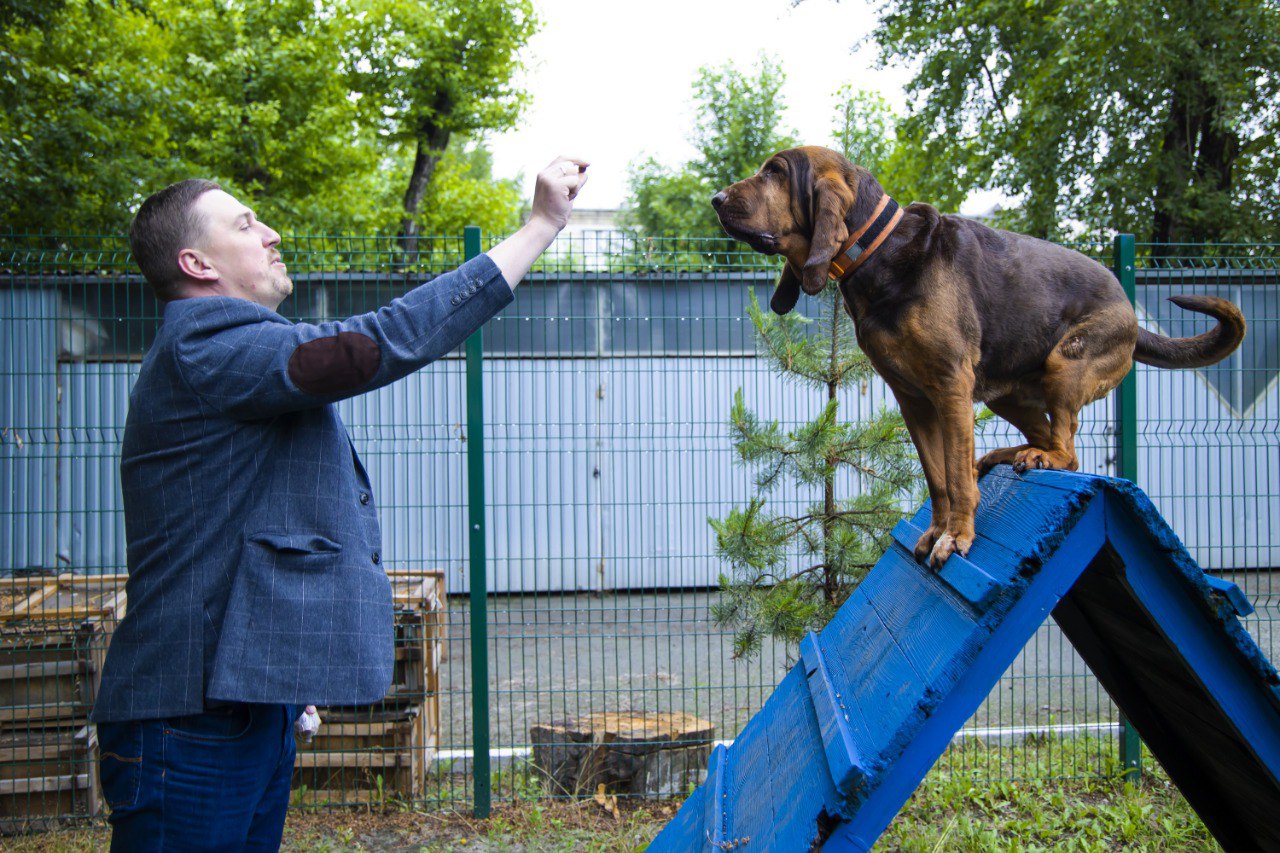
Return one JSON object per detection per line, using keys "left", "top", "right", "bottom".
{"left": 800, "top": 173, "right": 854, "bottom": 295}
{"left": 770, "top": 261, "right": 801, "bottom": 315}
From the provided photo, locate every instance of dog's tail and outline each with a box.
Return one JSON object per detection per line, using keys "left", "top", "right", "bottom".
{"left": 1133, "top": 295, "right": 1246, "bottom": 369}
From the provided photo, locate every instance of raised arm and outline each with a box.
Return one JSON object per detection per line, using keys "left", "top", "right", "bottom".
{"left": 487, "top": 156, "right": 589, "bottom": 288}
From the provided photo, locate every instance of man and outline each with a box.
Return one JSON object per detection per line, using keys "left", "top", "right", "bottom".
{"left": 91, "top": 157, "right": 588, "bottom": 850}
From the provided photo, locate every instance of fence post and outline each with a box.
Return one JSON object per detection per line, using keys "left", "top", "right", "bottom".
{"left": 1112, "top": 232, "right": 1143, "bottom": 783}
{"left": 463, "top": 226, "right": 492, "bottom": 817}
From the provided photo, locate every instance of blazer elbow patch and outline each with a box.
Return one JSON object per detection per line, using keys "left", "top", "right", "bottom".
{"left": 288, "top": 332, "right": 381, "bottom": 394}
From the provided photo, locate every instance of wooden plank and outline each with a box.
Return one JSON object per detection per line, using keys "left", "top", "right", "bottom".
{"left": 0, "top": 660, "right": 84, "bottom": 682}
{"left": 890, "top": 519, "right": 1004, "bottom": 610}
{"left": 702, "top": 744, "right": 727, "bottom": 849}
{"left": 0, "top": 703, "right": 84, "bottom": 725}
{"left": 309, "top": 721, "right": 400, "bottom": 738}
{"left": 717, "top": 665, "right": 842, "bottom": 849}
{"left": 800, "top": 631, "right": 867, "bottom": 799}
{"left": 0, "top": 774, "right": 87, "bottom": 796}
{"left": 0, "top": 578, "right": 48, "bottom": 590}
{"left": 0, "top": 743, "right": 70, "bottom": 764}
{"left": 859, "top": 550, "right": 979, "bottom": 692}
{"left": 815, "top": 583, "right": 932, "bottom": 768}
{"left": 4, "top": 583, "right": 58, "bottom": 620}
{"left": 293, "top": 750, "right": 412, "bottom": 770}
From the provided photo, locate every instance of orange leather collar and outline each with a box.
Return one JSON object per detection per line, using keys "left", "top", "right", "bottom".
{"left": 828, "top": 195, "right": 903, "bottom": 281}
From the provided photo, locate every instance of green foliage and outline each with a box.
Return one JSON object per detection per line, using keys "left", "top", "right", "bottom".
{"left": 624, "top": 159, "right": 718, "bottom": 239}
{"left": 867, "top": 0, "right": 1280, "bottom": 242}
{"left": 350, "top": 0, "right": 535, "bottom": 146}
{"left": 0, "top": 0, "right": 533, "bottom": 236}
{"left": 710, "top": 288, "right": 921, "bottom": 658}
{"left": 883, "top": 739, "right": 1218, "bottom": 852}
{"left": 412, "top": 137, "right": 524, "bottom": 235}
{"left": 624, "top": 55, "right": 796, "bottom": 239}
{"left": 168, "top": 0, "right": 391, "bottom": 231}
{"left": 830, "top": 85, "right": 975, "bottom": 211}
{"left": 831, "top": 86, "right": 895, "bottom": 174}
{"left": 0, "top": 0, "right": 175, "bottom": 233}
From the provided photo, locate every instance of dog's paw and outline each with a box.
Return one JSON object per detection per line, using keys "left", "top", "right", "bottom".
{"left": 913, "top": 527, "right": 940, "bottom": 563}
{"left": 927, "top": 531, "right": 974, "bottom": 569}
{"left": 928, "top": 533, "right": 956, "bottom": 568}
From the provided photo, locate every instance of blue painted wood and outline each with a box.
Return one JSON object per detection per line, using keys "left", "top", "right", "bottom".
{"left": 649, "top": 466, "right": 1280, "bottom": 852}
{"left": 703, "top": 744, "right": 727, "bottom": 849}
{"left": 801, "top": 631, "right": 868, "bottom": 800}
{"left": 891, "top": 518, "right": 1003, "bottom": 609}
{"left": 1203, "top": 574, "right": 1254, "bottom": 618}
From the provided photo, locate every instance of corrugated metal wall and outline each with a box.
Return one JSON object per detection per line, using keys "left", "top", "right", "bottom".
{"left": 3, "top": 266, "right": 1276, "bottom": 585}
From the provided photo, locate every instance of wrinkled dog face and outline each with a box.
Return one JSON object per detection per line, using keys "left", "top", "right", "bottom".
{"left": 710, "top": 152, "right": 807, "bottom": 257}
{"left": 716, "top": 147, "right": 824, "bottom": 258}
{"left": 713, "top": 147, "right": 874, "bottom": 306}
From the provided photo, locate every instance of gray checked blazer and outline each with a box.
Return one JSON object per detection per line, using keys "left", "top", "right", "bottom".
{"left": 91, "top": 254, "right": 513, "bottom": 722}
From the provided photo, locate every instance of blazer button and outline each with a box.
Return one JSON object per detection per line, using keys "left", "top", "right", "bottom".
{"left": 372, "top": 551, "right": 381, "bottom": 565}
{"left": 360, "top": 492, "right": 371, "bottom": 505}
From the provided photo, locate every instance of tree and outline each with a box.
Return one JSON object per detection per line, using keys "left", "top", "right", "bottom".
{"left": 860, "top": 0, "right": 1280, "bottom": 243}
{"left": 411, "top": 136, "right": 524, "bottom": 236}
{"left": 350, "top": 0, "right": 536, "bottom": 253}
{"left": 166, "top": 0, "right": 392, "bottom": 233}
{"left": 0, "top": 0, "right": 176, "bottom": 233}
{"left": 831, "top": 85, "right": 895, "bottom": 175}
{"left": 709, "top": 288, "right": 920, "bottom": 658}
{"left": 0, "top": 0, "right": 535, "bottom": 237}
{"left": 828, "top": 85, "right": 975, "bottom": 212}
{"left": 625, "top": 56, "right": 796, "bottom": 238}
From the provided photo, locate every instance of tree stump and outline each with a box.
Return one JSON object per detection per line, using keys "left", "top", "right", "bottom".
{"left": 529, "top": 711, "right": 714, "bottom": 797}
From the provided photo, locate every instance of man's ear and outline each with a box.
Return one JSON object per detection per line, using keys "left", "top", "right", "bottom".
{"left": 177, "top": 248, "right": 217, "bottom": 282}
{"left": 770, "top": 261, "right": 801, "bottom": 315}
{"left": 800, "top": 175, "right": 853, "bottom": 295}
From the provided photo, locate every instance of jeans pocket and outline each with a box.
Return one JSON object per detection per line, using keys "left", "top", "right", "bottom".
{"left": 96, "top": 722, "right": 143, "bottom": 810}
{"left": 164, "top": 705, "right": 255, "bottom": 742}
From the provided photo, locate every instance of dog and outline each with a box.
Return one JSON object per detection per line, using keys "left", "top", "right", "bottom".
{"left": 712, "top": 146, "right": 1246, "bottom": 568}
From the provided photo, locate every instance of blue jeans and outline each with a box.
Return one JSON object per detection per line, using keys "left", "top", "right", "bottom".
{"left": 97, "top": 704, "right": 298, "bottom": 852}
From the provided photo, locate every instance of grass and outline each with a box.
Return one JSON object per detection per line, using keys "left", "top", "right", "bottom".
{"left": 1, "top": 738, "right": 1220, "bottom": 851}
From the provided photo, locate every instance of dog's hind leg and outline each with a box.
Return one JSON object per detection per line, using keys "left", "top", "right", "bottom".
{"left": 976, "top": 397, "right": 1053, "bottom": 474}
{"left": 1004, "top": 313, "right": 1135, "bottom": 472}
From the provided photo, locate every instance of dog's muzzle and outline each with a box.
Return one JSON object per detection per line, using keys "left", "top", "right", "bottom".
{"left": 712, "top": 193, "right": 779, "bottom": 254}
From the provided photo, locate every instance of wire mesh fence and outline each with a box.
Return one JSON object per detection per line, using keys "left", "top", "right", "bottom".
{"left": 0, "top": 230, "right": 1276, "bottom": 826}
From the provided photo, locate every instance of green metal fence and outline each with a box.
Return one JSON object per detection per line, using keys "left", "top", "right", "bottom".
{"left": 0, "top": 231, "right": 1276, "bottom": 827}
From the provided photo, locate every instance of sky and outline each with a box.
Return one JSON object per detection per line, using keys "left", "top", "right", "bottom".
{"left": 486, "top": 0, "right": 926, "bottom": 212}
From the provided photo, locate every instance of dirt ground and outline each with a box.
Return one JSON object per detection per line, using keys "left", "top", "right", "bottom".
{"left": 4, "top": 799, "right": 668, "bottom": 852}
{"left": 281, "top": 800, "right": 667, "bottom": 851}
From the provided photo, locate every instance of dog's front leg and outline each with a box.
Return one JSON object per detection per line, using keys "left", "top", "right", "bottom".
{"left": 895, "top": 393, "right": 950, "bottom": 562}
{"left": 928, "top": 386, "right": 980, "bottom": 568}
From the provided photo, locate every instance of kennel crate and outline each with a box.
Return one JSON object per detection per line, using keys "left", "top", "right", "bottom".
{"left": 0, "top": 573, "right": 126, "bottom": 825}
{"left": 291, "top": 570, "right": 444, "bottom": 805}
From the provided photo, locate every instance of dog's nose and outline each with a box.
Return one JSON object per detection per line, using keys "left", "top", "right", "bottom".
{"left": 711, "top": 191, "right": 727, "bottom": 210}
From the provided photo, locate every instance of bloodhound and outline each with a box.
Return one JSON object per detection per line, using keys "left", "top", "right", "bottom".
{"left": 712, "top": 146, "right": 1246, "bottom": 568}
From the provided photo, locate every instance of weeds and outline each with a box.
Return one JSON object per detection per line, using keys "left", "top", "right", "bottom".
{"left": 2, "top": 738, "right": 1218, "bottom": 851}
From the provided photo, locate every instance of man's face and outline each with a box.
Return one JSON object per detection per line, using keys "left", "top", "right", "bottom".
{"left": 189, "top": 189, "right": 293, "bottom": 309}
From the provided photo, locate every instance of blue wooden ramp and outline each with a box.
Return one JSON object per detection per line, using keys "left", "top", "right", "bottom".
{"left": 650, "top": 467, "right": 1280, "bottom": 852}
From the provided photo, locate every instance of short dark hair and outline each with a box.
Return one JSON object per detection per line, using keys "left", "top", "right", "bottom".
{"left": 128, "top": 179, "right": 221, "bottom": 301}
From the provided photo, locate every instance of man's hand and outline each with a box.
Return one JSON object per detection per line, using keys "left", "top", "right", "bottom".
{"left": 528, "top": 156, "right": 590, "bottom": 236}
{"left": 488, "top": 155, "right": 590, "bottom": 288}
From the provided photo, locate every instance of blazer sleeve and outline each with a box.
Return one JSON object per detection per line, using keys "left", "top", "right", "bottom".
{"left": 174, "top": 253, "right": 514, "bottom": 419}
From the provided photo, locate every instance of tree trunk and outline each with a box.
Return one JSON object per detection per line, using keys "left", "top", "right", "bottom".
{"left": 1150, "top": 69, "right": 1240, "bottom": 249}
{"left": 1192, "top": 92, "right": 1240, "bottom": 246}
{"left": 1151, "top": 83, "right": 1193, "bottom": 247}
{"left": 398, "top": 123, "right": 452, "bottom": 264}
{"left": 823, "top": 302, "right": 840, "bottom": 604}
